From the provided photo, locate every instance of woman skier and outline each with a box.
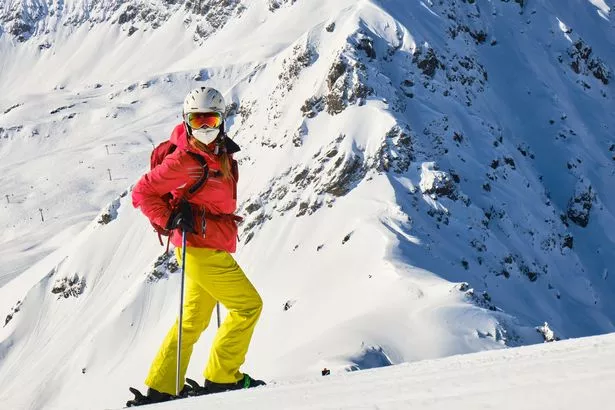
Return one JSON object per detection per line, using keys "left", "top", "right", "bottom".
{"left": 128, "top": 87, "right": 264, "bottom": 406}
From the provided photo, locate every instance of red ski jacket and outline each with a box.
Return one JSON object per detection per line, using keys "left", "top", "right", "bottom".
{"left": 132, "top": 124, "right": 240, "bottom": 253}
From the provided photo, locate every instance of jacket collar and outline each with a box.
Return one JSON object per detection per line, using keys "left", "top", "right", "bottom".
{"left": 170, "top": 123, "right": 241, "bottom": 155}
{"left": 224, "top": 136, "right": 241, "bottom": 155}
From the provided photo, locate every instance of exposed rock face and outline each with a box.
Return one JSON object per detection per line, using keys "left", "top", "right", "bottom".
{"left": 325, "top": 57, "right": 373, "bottom": 115}
{"left": 566, "top": 39, "right": 611, "bottom": 85}
{"left": 4, "top": 301, "right": 22, "bottom": 327}
{"left": 51, "top": 275, "right": 86, "bottom": 299}
{"left": 566, "top": 181, "right": 594, "bottom": 228}
{"left": 375, "top": 126, "right": 414, "bottom": 174}
{"left": 97, "top": 192, "right": 126, "bottom": 225}
{"left": 268, "top": 0, "right": 298, "bottom": 12}
{"left": 278, "top": 44, "right": 318, "bottom": 93}
{"left": 419, "top": 162, "right": 457, "bottom": 200}
{"left": 0, "top": 125, "right": 23, "bottom": 139}
{"left": 298, "top": 31, "right": 376, "bottom": 119}
{"left": 0, "top": 0, "right": 246, "bottom": 42}
{"left": 147, "top": 252, "right": 179, "bottom": 282}
{"left": 413, "top": 48, "right": 444, "bottom": 78}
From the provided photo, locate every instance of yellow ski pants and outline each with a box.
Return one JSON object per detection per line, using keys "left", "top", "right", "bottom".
{"left": 145, "top": 247, "right": 263, "bottom": 395}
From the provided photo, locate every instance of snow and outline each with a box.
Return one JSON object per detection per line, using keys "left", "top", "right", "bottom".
{"left": 588, "top": 0, "right": 611, "bottom": 15}
{"left": 0, "top": 0, "right": 614, "bottom": 409}
{"left": 132, "top": 332, "right": 615, "bottom": 410}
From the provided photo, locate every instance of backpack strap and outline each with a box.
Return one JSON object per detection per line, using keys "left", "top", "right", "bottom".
{"left": 185, "top": 151, "right": 209, "bottom": 196}
{"left": 224, "top": 136, "right": 241, "bottom": 155}
{"left": 157, "top": 231, "right": 172, "bottom": 254}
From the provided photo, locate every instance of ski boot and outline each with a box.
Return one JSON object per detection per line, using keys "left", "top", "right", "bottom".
{"left": 126, "top": 379, "right": 202, "bottom": 406}
{"left": 204, "top": 374, "right": 266, "bottom": 394}
{"left": 126, "top": 387, "right": 172, "bottom": 407}
{"left": 177, "top": 378, "right": 205, "bottom": 397}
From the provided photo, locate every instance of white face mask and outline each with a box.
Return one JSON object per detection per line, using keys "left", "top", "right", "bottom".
{"left": 192, "top": 127, "right": 220, "bottom": 145}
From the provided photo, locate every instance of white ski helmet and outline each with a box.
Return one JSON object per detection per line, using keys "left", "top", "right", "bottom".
{"left": 183, "top": 87, "right": 226, "bottom": 145}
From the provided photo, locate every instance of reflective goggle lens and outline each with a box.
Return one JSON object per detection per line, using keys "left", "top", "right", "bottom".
{"left": 186, "top": 112, "right": 223, "bottom": 129}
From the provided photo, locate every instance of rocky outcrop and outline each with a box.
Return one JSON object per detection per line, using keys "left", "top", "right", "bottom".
{"left": 268, "top": 0, "right": 298, "bottom": 12}
{"left": 566, "top": 180, "right": 594, "bottom": 228}
{"left": 565, "top": 39, "right": 611, "bottom": 85}
{"left": 419, "top": 162, "right": 457, "bottom": 200}
{"left": 4, "top": 301, "right": 22, "bottom": 327}
{"left": 147, "top": 252, "right": 179, "bottom": 282}
{"left": 375, "top": 126, "right": 414, "bottom": 174}
{"left": 0, "top": 0, "right": 246, "bottom": 43}
{"left": 97, "top": 192, "right": 127, "bottom": 225}
{"left": 300, "top": 31, "right": 376, "bottom": 118}
{"left": 324, "top": 56, "right": 373, "bottom": 115}
{"left": 51, "top": 275, "right": 86, "bottom": 299}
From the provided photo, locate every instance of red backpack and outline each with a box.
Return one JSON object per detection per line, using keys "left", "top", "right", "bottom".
{"left": 149, "top": 140, "right": 209, "bottom": 248}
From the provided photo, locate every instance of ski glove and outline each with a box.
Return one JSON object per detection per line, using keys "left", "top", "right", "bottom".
{"left": 165, "top": 199, "right": 196, "bottom": 233}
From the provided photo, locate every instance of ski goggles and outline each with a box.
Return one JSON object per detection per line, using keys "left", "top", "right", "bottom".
{"left": 184, "top": 112, "right": 223, "bottom": 130}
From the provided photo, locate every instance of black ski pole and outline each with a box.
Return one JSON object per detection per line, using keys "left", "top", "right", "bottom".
{"left": 176, "top": 230, "right": 187, "bottom": 396}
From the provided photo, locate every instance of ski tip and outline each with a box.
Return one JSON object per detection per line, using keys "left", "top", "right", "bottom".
{"left": 128, "top": 387, "right": 146, "bottom": 400}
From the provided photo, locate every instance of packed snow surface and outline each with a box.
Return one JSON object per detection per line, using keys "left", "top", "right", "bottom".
{"left": 127, "top": 332, "right": 615, "bottom": 410}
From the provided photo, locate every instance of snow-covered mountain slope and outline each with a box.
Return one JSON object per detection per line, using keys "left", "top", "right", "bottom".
{"left": 0, "top": 0, "right": 614, "bottom": 409}
{"left": 127, "top": 331, "right": 615, "bottom": 410}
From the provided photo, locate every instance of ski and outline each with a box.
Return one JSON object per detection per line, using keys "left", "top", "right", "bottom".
{"left": 125, "top": 375, "right": 267, "bottom": 407}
